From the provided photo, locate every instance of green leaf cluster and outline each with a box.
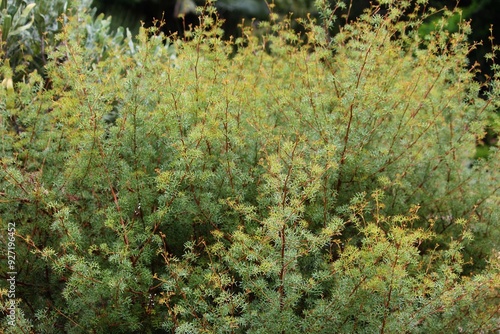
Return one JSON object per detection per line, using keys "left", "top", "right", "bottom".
{"left": 1, "top": 0, "right": 499, "bottom": 332}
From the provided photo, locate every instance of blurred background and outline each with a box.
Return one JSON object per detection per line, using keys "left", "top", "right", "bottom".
{"left": 90, "top": 1, "right": 500, "bottom": 39}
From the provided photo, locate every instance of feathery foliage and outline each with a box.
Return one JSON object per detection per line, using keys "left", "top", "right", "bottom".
{"left": 1, "top": 0, "right": 499, "bottom": 332}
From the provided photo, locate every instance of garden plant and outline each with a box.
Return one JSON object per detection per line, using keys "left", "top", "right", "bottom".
{"left": 1, "top": 0, "right": 499, "bottom": 333}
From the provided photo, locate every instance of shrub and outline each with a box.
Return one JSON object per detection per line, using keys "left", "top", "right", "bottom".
{"left": 1, "top": 0, "right": 499, "bottom": 333}
{"left": 0, "top": 0, "right": 127, "bottom": 84}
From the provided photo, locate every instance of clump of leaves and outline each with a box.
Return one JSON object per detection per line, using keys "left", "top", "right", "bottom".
{"left": 0, "top": 0, "right": 499, "bottom": 333}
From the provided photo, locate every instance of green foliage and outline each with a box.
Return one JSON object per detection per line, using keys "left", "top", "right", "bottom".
{"left": 1, "top": 0, "right": 499, "bottom": 333}
{"left": 0, "top": 0, "right": 126, "bottom": 83}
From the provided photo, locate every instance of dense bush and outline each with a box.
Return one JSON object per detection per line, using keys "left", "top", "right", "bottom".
{"left": 1, "top": 0, "right": 499, "bottom": 332}
{"left": 0, "top": 0, "right": 127, "bottom": 84}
